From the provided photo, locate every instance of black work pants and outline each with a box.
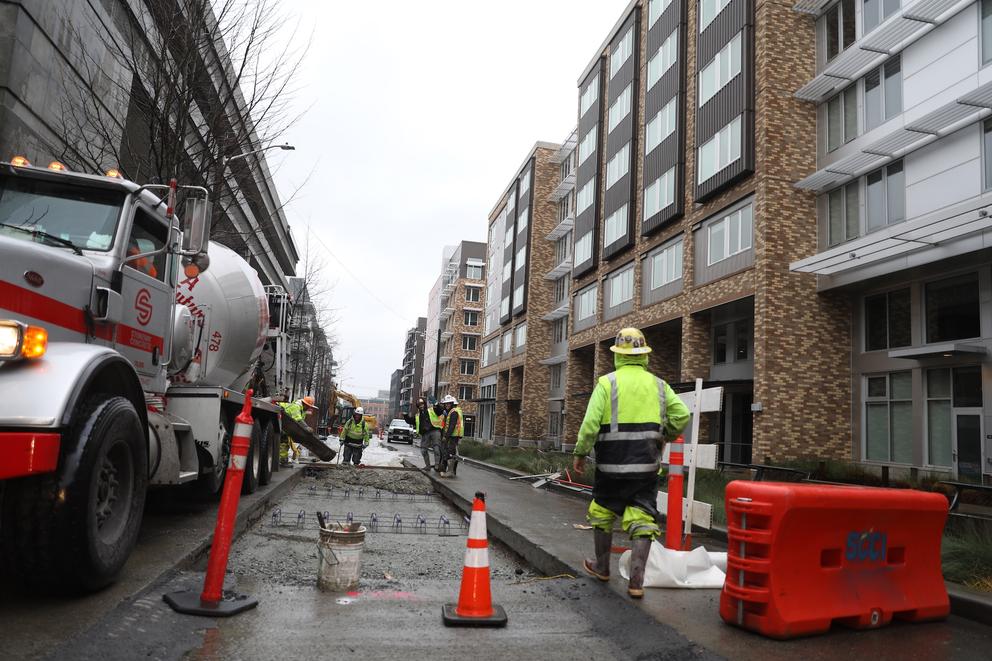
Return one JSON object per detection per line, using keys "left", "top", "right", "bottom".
{"left": 343, "top": 443, "right": 364, "bottom": 466}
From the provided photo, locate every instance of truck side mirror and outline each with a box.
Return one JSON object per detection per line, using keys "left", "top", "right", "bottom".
{"left": 182, "top": 197, "right": 211, "bottom": 254}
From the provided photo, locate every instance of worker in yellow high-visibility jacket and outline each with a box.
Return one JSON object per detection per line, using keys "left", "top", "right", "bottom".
{"left": 278, "top": 396, "right": 317, "bottom": 464}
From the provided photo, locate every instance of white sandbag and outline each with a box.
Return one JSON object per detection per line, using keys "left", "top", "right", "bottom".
{"left": 618, "top": 541, "right": 727, "bottom": 589}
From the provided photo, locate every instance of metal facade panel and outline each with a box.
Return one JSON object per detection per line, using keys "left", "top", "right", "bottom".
{"left": 574, "top": 66, "right": 604, "bottom": 279}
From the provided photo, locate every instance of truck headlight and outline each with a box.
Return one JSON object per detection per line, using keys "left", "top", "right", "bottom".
{"left": 0, "top": 321, "right": 48, "bottom": 360}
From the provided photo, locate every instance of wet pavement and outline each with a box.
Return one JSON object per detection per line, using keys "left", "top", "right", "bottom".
{"left": 40, "top": 467, "right": 716, "bottom": 660}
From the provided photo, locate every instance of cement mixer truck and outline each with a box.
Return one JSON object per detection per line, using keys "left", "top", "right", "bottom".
{"left": 0, "top": 156, "right": 303, "bottom": 591}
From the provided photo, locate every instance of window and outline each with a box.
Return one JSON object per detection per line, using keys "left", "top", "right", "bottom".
{"left": 926, "top": 273, "right": 981, "bottom": 343}
{"left": 984, "top": 0, "right": 992, "bottom": 66}
{"left": 698, "top": 115, "right": 742, "bottom": 183}
{"left": 458, "top": 385, "right": 475, "bottom": 401}
{"left": 555, "top": 234, "right": 571, "bottom": 263}
{"left": 507, "top": 189, "right": 516, "bottom": 213}
{"left": 700, "top": 0, "right": 731, "bottom": 32}
{"left": 650, "top": 239, "right": 683, "bottom": 290}
{"left": 699, "top": 32, "right": 742, "bottom": 106}
{"left": 865, "top": 160, "right": 904, "bottom": 231}
{"left": 648, "top": 30, "right": 678, "bottom": 90}
{"left": 515, "top": 245, "right": 526, "bottom": 270}
{"left": 466, "top": 263, "right": 483, "bottom": 279}
{"left": 609, "top": 85, "right": 633, "bottom": 133}
{"left": 460, "top": 359, "right": 477, "bottom": 376}
{"left": 519, "top": 170, "right": 531, "bottom": 196}
{"left": 863, "top": 0, "right": 900, "bottom": 35}
{"left": 554, "top": 277, "right": 569, "bottom": 304}
{"left": 611, "top": 27, "right": 634, "bottom": 78}
{"left": 577, "top": 180, "right": 595, "bottom": 215}
{"left": 550, "top": 364, "right": 564, "bottom": 389}
{"left": 707, "top": 203, "right": 752, "bottom": 265}
{"left": 462, "top": 335, "right": 478, "bottom": 351}
{"left": 824, "top": 0, "right": 856, "bottom": 62}
{"left": 576, "top": 285, "right": 598, "bottom": 321}
{"left": 502, "top": 330, "right": 513, "bottom": 353}
{"left": 518, "top": 207, "right": 529, "bottom": 233}
{"left": 515, "top": 323, "right": 527, "bottom": 349}
{"left": 827, "top": 180, "right": 859, "bottom": 246}
{"left": 644, "top": 168, "right": 676, "bottom": 219}
{"left": 865, "top": 372, "right": 912, "bottom": 464}
{"left": 608, "top": 267, "right": 634, "bottom": 306}
{"left": 500, "top": 297, "right": 510, "bottom": 317}
{"left": 864, "top": 288, "right": 911, "bottom": 351}
{"left": 580, "top": 75, "right": 599, "bottom": 116}
{"left": 502, "top": 260, "right": 511, "bottom": 284}
{"left": 578, "top": 125, "right": 598, "bottom": 165}
{"left": 864, "top": 57, "right": 902, "bottom": 131}
{"left": 575, "top": 232, "right": 593, "bottom": 264}
{"left": 127, "top": 209, "right": 168, "bottom": 281}
{"left": 649, "top": 0, "right": 673, "bottom": 26}
{"left": 604, "top": 204, "right": 629, "bottom": 245}
{"left": 465, "top": 287, "right": 481, "bottom": 303}
{"left": 513, "top": 284, "right": 524, "bottom": 308}
{"left": 504, "top": 225, "right": 514, "bottom": 250}
{"left": 606, "top": 143, "right": 631, "bottom": 189}
{"left": 464, "top": 310, "right": 479, "bottom": 326}
{"left": 927, "top": 366, "right": 982, "bottom": 466}
{"left": 645, "top": 97, "right": 678, "bottom": 154}
{"left": 827, "top": 87, "right": 858, "bottom": 152}
{"left": 553, "top": 317, "right": 568, "bottom": 343}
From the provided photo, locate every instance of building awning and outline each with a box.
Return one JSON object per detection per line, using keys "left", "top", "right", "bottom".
{"left": 440, "top": 306, "right": 454, "bottom": 320}
{"left": 888, "top": 343, "right": 988, "bottom": 360}
{"left": 792, "top": 0, "right": 833, "bottom": 14}
{"left": 546, "top": 215, "right": 575, "bottom": 241}
{"left": 542, "top": 301, "right": 569, "bottom": 321}
{"left": 794, "top": 0, "right": 971, "bottom": 103}
{"left": 548, "top": 172, "right": 576, "bottom": 201}
{"left": 466, "top": 258, "right": 484, "bottom": 265}
{"left": 438, "top": 355, "right": 451, "bottom": 365}
{"left": 544, "top": 256, "right": 573, "bottom": 280}
{"left": 539, "top": 353, "right": 568, "bottom": 366}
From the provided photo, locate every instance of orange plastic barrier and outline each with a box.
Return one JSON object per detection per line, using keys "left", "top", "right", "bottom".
{"left": 719, "top": 481, "right": 949, "bottom": 639}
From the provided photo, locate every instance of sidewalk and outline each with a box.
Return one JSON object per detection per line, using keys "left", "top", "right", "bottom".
{"left": 416, "top": 459, "right": 992, "bottom": 661}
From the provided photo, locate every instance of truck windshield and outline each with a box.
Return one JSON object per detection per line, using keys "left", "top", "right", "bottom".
{"left": 0, "top": 174, "right": 124, "bottom": 252}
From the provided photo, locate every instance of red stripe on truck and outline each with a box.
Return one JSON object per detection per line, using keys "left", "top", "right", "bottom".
{"left": 0, "top": 279, "right": 114, "bottom": 341}
{"left": 0, "top": 432, "right": 60, "bottom": 479}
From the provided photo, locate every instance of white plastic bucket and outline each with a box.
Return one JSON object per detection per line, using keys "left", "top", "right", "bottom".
{"left": 317, "top": 525, "right": 366, "bottom": 591}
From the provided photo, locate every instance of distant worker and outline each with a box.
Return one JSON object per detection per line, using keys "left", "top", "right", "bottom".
{"left": 573, "top": 328, "right": 690, "bottom": 598}
{"left": 341, "top": 407, "right": 371, "bottom": 466}
{"left": 438, "top": 395, "right": 463, "bottom": 478}
{"left": 278, "top": 396, "right": 318, "bottom": 464}
{"left": 403, "top": 396, "right": 444, "bottom": 471}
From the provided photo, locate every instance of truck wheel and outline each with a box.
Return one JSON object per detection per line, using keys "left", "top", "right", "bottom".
{"left": 1, "top": 396, "right": 147, "bottom": 592}
{"left": 196, "top": 420, "right": 231, "bottom": 497}
{"left": 258, "top": 422, "right": 274, "bottom": 486}
{"left": 241, "top": 422, "right": 262, "bottom": 495}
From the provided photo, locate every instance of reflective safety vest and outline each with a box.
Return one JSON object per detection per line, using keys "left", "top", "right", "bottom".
{"left": 447, "top": 407, "right": 464, "bottom": 438}
{"left": 279, "top": 401, "right": 305, "bottom": 423}
{"left": 342, "top": 418, "right": 368, "bottom": 444}
{"left": 415, "top": 407, "right": 443, "bottom": 433}
{"left": 594, "top": 367, "right": 667, "bottom": 480}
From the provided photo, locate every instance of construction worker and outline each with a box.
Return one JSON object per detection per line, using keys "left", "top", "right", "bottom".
{"left": 438, "top": 395, "right": 463, "bottom": 477}
{"left": 341, "top": 407, "right": 371, "bottom": 466}
{"left": 403, "top": 396, "right": 444, "bottom": 471}
{"left": 278, "top": 396, "right": 317, "bottom": 464}
{"left": 573, "top": 327, "right": 690, "bottom": 598}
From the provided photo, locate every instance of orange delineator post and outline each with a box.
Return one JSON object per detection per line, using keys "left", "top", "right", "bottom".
{"left": 442, "top": 491, "right": 508, "bottom": 627}
{"left": 163, "top": 390, "right": 259, "bottom": 617}
{"left": 719, "top": 481, "right": 949, "bottom": 639}
{"left": 664, "top": 436, "right": 685, "bottom": 551}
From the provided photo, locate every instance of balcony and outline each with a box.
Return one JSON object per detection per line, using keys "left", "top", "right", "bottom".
{"left": 549, "top": 129, "right": 578, "bottom": 164}
{"left": 539, "top": 353, "right": 568, "bottom": 366}
{"left": 441, "top": 329, "right": 453, "bottom": 340}
{"left": 547, "top": 171, "right": 576, "bottom": 201}
{"left": 794, "top": 0, "right": 972, "bottom": 103}
{"left": 438, "top": 354, "right": 452, "bottom": 365}
{"left": 544, "top": 255, "right": 573, "bottom": 280}
{"left": 440, "top": 306, "right": 454, "bottom": 321}
{"left": 541, "top": 300, "right": 569, "bottom": 321}
{"left": 546, "top": 214, "right": 575, "bottom": 241}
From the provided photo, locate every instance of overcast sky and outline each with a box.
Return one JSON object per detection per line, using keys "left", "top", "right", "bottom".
{"left": 268, "top": 0, "right": 629, "bottom": 399}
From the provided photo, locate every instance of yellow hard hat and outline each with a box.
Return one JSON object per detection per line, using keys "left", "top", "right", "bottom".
{"left": 302, "top": 395, "right": 316, "bottom": 408}
{"left": 610, "top": 327, "right": 652, "bottom": 355}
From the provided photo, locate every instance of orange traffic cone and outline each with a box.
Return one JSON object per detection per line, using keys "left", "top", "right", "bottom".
{"left": 442, "top": 492, "right": 508, "bottom": 627}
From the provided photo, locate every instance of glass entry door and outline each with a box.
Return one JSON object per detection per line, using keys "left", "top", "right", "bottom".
{"left": 954, "top": 410, "right": 983, "bottom": 483}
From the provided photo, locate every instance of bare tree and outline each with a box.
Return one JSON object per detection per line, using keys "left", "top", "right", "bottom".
{"left": 286, "top": 231, "right": 338, "bottom": 402}
{"left": 55, "top": 0, "right": 308, "bottom": 259}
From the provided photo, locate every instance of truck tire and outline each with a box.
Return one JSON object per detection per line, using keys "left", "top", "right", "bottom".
{"left": 258, "top": 422, "right": 274, "bottom": 486}
{"left": 270, "top": 426, "right": 282, "bottom": 474}
{"left": 1, "top": 395, "right": 147, "bottom": 592}
{"left": 196, "top": 419, "right": 231, "bottom": 498}
{"left": 241, "top": 422, "right": 262, "bottom": 495}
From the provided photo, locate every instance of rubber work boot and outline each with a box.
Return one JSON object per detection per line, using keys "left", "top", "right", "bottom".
{"left": 583, "top": 529, "right": 613, "bottom": 581}
{"left": 627, "top": 538, "right": 653, "bottom": 598}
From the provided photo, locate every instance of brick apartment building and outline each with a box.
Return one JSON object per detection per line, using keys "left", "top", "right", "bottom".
{"left": 478, "top": 142, "right": 567, "bottom": 447}
{"left": 397, "top": 317, "right": 427, "bottom": 416}
{"left": 559, "top": 0, "right": 846, "bottom": 464}
{"left": 789, "top": 0, "right": 992, "bottom": 483}
{"left": 422, "top": 242, "right": 487, "bottom": 437}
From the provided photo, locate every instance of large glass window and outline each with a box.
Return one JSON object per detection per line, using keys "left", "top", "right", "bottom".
{"left": 864, "top": 57, "right": 902, "bottom": 131}
{"left": 575, "top": 285, "right": 598, "bottom": 321}
{"left": 502, "top": 330, "right": 513, "bottom": 353}
{"left": 712, "top": 319, "right": 750, "bottom": 364}
{"left": 517, "top": 206, "right": 529, "bottom": 233}
{"left": 515, "top": 246, "right": 526, "bottom": 270}
{"left": 462, "top": 334, "right": 478, "bottom": 351}
{"left": 514, "top": 322, "right": 527, "bottom": 349}
{"left": 610, "top": 27, "right": 634, "bottom": 78}
{"left": 864, "top": 288, "right": 911, "bottom": 351}
{"left": 824, "top": 0, "right": 856, "bottom": 62}
{"left": 608, "top": 84, "right": 633, "bottom": 133}
{"left": 827, "top": 86, "right": 858, "bottom": 151}
{"left": 460, "top": 359, "right": 477, "bottom": 376}
{"left": 500, "top": 297, "right": 510, "bottom": 318}
{"left": 926, "top": 366, "right": 983, "bottom": 467}
{"left": 519, "top": 170, "right": 531, "bottom": 196}
{"left": 650, "top": 239, "right": 683, "bottom": 290}
{"left": 827, "top": 180, "right": 860, "bottom": 246}
{"left": 648, "top": 30, "right": 679, "bottom": 90}
{"left": 574, "top": 232, "right": 593, "bottom": 264}
{"left": 699, "top": 32, "right": 742, "bottom": 107}
{"left": 577, "top": 180, "right": 595, "bottom": 215}
{"left": 865, "top": 371, "right": 913, "bottom": 463}
{"left": 863, "top": 0, "right": 900, "bottom": 35}
{"left": 865, "top": 160, "right": 904, "bottom": 231}
{"left": 926, "top": 273, "right": 981, "bottom": 343}
{"left": 550, "top": 364, "right": 564, "bottom": 390}
{"left": 650, "top": 0, "right": 674, "bottom": 26}
{"left": 463, "top": 310, "right": 479, "bottom": 326}
{"left": 700, "top": 0, "right": 731, "bottom": 32}
{"left": 698, "top": 115, "right": 742, "bottom": 183}
{"left": 465, "top": 286, "right": 481, "bottom": 303}
{"left": 553, "top": 317, "right": 568, "bottom": 343}
{"left": 580, "top": 75, "right": 599, "bottom": 116}
{"left": 513, "top": 283, "right": 524, "bottom": 308}
{"left": 466, "top": 263, "right": 483, "bottom": 279}
{"left": 608, "top": 267, "right": 634, "bottom": 307}
{"left": 578, "top": 125, "right": 598, "bottom": 165}
{"left": 644, "top": 168, "right": 676, "bottom": 219}
{"left": 645, "top": 97, "right": 678, "bottom": 154}
{"left": 604, "top": 204, "right": 629, "bottom": 245}
{"left": 606, "top": 143, "right": 631, "bottom": 189}
{"left": 707, "top": 203, "right": 752, "bottom": 265}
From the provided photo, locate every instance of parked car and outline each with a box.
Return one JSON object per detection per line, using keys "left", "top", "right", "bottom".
{"left": 387, "top": 419, "right": 414, "bottom": 444}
